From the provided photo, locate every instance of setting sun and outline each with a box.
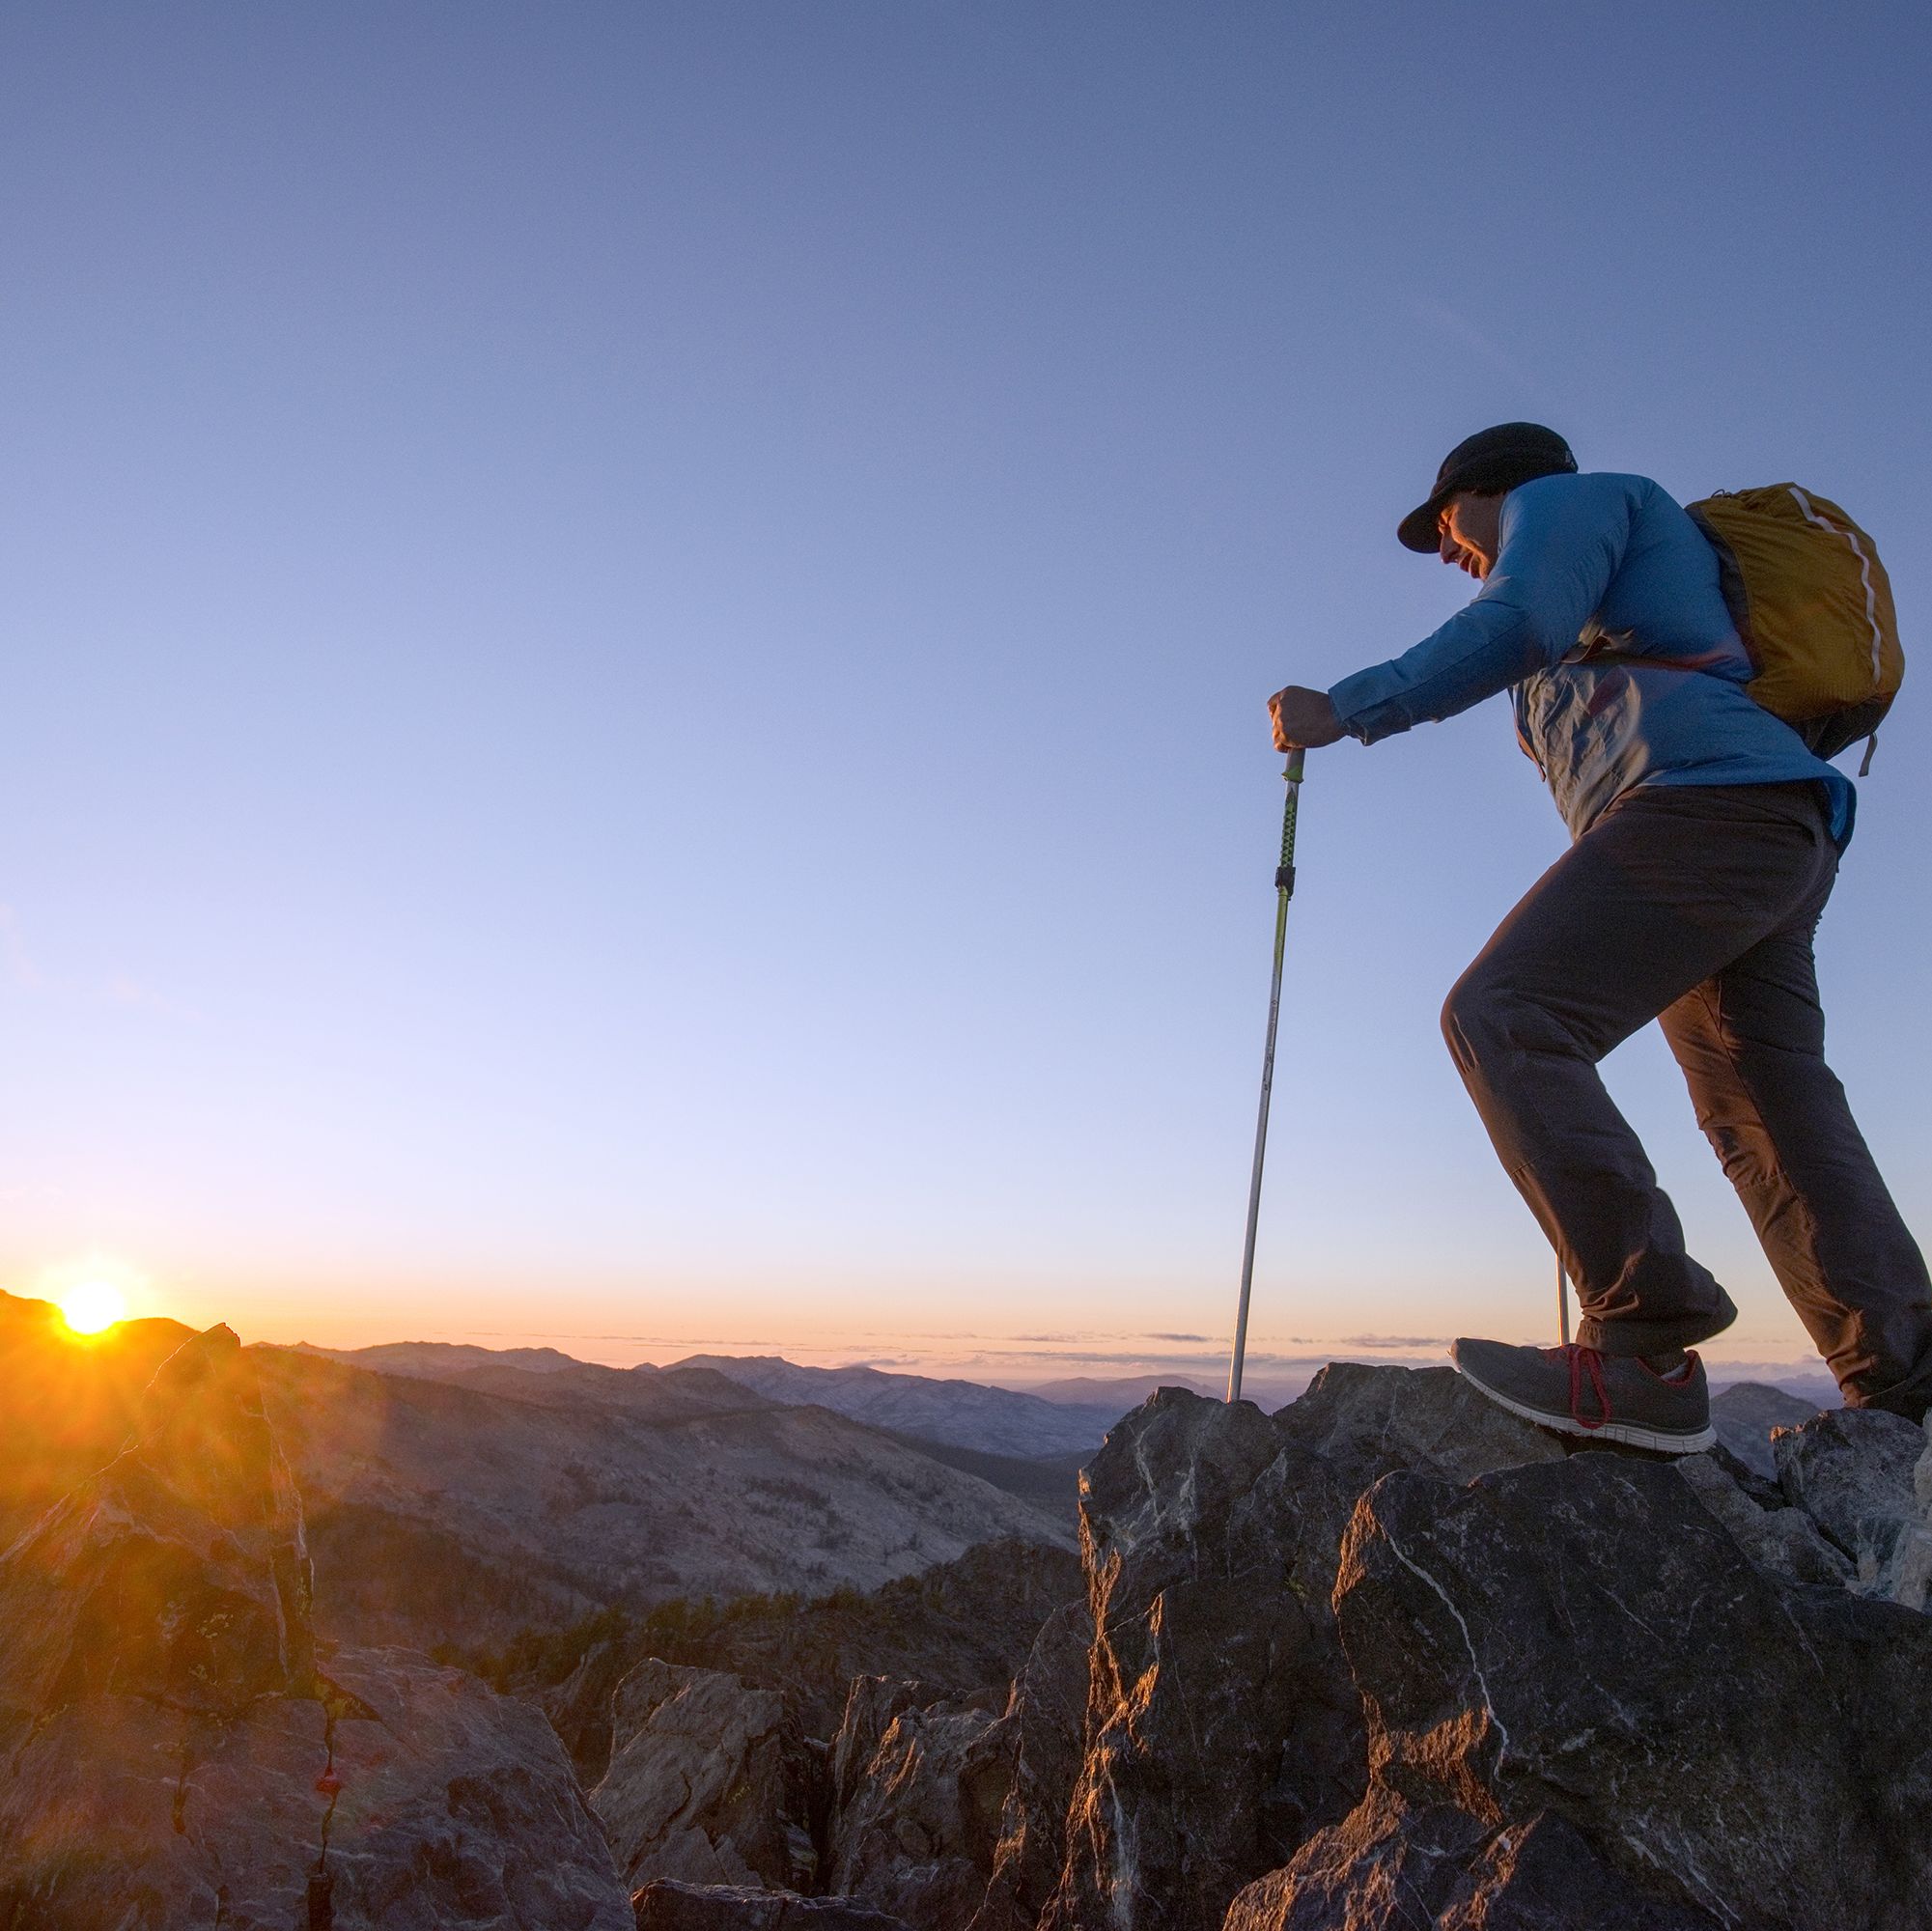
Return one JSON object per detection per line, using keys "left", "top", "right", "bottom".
{"left": 58, "top": 1282, "right": 127, "bottom": 1337}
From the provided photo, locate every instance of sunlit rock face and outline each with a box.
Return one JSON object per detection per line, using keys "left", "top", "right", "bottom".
{"left": 0, "top": 1325, "right": 631, "bottom": 1931}
{"left": 0, "top": 1323, "right": 314, "bottom": 1724}
{"left": 0, "top": 1288, "right": 198, "bottom": 1547}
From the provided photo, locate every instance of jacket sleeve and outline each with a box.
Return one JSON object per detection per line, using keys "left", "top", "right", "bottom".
{"left": 1327, "top": 474, "right": 1638, "bottom": 743}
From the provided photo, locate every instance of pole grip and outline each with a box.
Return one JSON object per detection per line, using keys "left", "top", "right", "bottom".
{"left": 1274, "top": 751, "right": 1304, "bottom": 894}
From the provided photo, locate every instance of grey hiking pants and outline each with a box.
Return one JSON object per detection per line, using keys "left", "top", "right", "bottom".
{"left": 1442, "top": 779, "right": 1932, "bottom": 1414}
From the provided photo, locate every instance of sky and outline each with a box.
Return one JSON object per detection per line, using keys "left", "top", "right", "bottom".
{"left": 3, "top": 1, "right": 1928, "bottom": 1388}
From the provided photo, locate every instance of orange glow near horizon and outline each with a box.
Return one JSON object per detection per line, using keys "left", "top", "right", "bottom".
{"left": 57, "top": 1281, "right": 127, "bottom": 1337}
{"left": 39, "top": 1255, "right": 145, "bottom": 1341}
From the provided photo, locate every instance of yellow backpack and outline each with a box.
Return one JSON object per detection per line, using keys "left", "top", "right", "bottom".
{"left": 1686, "top": 485, "right": 1904, "bottom": 770}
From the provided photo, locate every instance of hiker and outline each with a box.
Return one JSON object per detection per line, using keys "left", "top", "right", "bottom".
{"left": 1267, "top": 423, "right": 1932, "bottom": 1449}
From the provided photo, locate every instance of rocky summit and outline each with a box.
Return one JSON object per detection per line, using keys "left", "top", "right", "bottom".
{"left": 594, "top": 1365, "right": 1932, "bottom": 1931}
{"left": 5, "top": 1334, "right": 1930, "bottom": 1930}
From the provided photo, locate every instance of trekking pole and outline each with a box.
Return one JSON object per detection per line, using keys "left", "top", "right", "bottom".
{"left": 1556, "top": 1255, "right": 1572, "bottom": 1346}
{"left": 1227, "top": 747, "right": 1307, "bottom": 1405}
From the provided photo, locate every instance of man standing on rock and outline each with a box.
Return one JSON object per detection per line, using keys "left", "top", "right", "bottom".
{"left": 1267, "top": 423, "right": 1932, "bottom": 1450}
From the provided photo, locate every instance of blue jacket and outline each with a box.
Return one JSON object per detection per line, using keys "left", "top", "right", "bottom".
{"left": 1328, "top": 471, "right": 1855, "bottom": 847}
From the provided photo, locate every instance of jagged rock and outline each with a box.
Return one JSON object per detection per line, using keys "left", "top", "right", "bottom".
{"left": 1272, "top": 1451, "right": 1932, "bottom": 1931}
{"left": 1705, "top": 1438, "right": 1785, "bottom": 1508}
{"left": 1272, "top": 1359, "right": 1568, "bottom": 1487}
{"left": 302, "top": 1645, "right": 631, "bottom": 1928}
{"left": 0, "top": 1325, "right": 631, "bottom": 1929}
{"left": 594, "top": 1658, "right": 822, "bottom": 1893}
{"left": 1710, "top": 1382, "right": 1816, "bottom": 1480}
{"left": 630, "top": 1879, "right": 912, "bottom": 1927}
{"left": 1775, "top": 1405, "right": 1925, "bottom": 1600}
{"left": 831, "top": 1676, "right": 933, "bottom": 1807}
{"left": 1040, "top": 1371, "right": 1560, "bottom": 1931}
{"left": 1223, "top": 1791, "right": 1713, "bottom": 1930}
{"left": 1863, "top": 1417, "right": 1932, "bottom": 1611}
{"left": 1857, "top": 1516, "right": 1932, "bottom": 1611}
{"left": 546, "top": 1621, "right": 649, "bottom": 1781}
{"left": 826, "top": 1683, "right": 1011, "bottom": 1924}
{"left": 965, "top": 1599, "right": 1093, "bottom": 1931}
{"left": 537, "top": 1538, "right": 1083, "bottom": 1770}
{"left": 1672, "top": 1450, "right": 1852, "bottom": 1586}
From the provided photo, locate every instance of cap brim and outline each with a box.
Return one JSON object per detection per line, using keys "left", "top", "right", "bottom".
{"left": 1397, "top": 492, "right": 1448, "bottom": 553}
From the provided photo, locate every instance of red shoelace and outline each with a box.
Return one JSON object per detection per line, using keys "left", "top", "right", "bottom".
{"left": 1538, "top": 1344, "right": 1698, "bottom": 1431}
{"left": 1543, "top": 1343, "right": 1610, "bottom": 1430}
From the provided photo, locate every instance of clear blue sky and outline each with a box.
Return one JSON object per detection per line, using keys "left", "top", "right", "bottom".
{"left": 3, "top": 2, "right": 1927, "bottom": 1381}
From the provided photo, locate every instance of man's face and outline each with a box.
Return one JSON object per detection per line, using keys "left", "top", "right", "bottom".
{"left": 1437, "top": 491, "right": 1503, "bottom": 579}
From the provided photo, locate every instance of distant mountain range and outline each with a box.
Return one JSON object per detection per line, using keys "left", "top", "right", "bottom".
{"left": 4, "top": 1292, "right": 1843, "bottom": 1664}
{"left": 667, "top": 1354, "right": 1125, "bottom": 1458}
{"left": 255, "top": 1346, "right": 1075, "bottom": 1651}
{"left": 0, "top": 1296, "right": 1085, "bottom": 1659}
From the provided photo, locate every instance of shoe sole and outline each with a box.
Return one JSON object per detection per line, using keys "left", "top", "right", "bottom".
{"left": 1454, "top": 1359, "right": 1715, "bottom": 1455}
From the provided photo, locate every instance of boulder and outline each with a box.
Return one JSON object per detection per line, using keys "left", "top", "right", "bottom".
{"left": 1774, "top": 1405, "right": 1922, "bottom": 1551}
{"left": 0, "top": 1325, "right": 631, "bottom": 1930}
{"left": 593, "top": 1658, "right": 823, "bottom": 1893}
{"left": 630, "top": 1880, "right": 912, "bottom": 1927}
{"left": 1774, "top": 1404, "right": 1928, "bottom": 1609}
{"left": 1256, "top": 1451, "right": 1932, "bottom": 1930}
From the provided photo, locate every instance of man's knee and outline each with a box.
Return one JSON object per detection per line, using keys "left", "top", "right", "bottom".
{"left": 1442, "top": 964, "right": 1505, "bottom": 1077}
{"left": 1442, "top": 963, "right": 1582, "bottom": 1076}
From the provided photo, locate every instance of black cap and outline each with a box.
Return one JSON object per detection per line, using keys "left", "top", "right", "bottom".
{"left": 1397, "top": 422, "right": 1578, "bottom": 552}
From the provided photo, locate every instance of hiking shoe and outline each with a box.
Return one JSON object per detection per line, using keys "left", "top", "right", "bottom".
{"left": 1450, "top": 1337, "right": 1715, "bottom": 1454}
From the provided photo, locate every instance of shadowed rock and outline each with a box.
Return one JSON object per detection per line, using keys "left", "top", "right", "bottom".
{"left": 630, "top": 1880, "right": 912, "bottom": 1927}
{"left": 1774, "top": 1406, "right": 1923, "bottom": 1551}
{"left": 1037, "top": 1370, "right": 1561, "bottom": 1931}
{"left": 1774, "top": 1405, "right": 1929, "bottom": 1608}
{"left": 1672, "top": 1451, "right": 1852, "bottom": 1586}
{"left": 1255, "top": 1451, "right": 1932, "bottom": 1930}
{"left": 826, "top": 1685, "right": 1011, "bottom": 1925}
{"left": 594, "top": 1658, "right": 823, "bottom": 1893}
{"left": 963, "top": 1599, "right": 1093, "bottom": 1931}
